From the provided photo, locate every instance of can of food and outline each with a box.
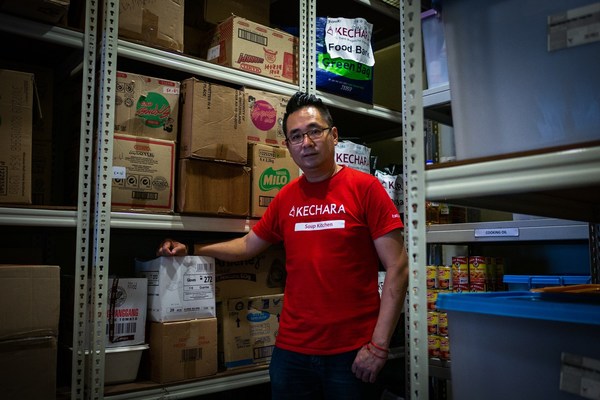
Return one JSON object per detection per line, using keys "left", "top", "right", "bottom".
{"left": 438, "top": 311, "right": 449, "bottom": 336}
{"left": 426, "top": 265, "right": 438, "bottom": 289}
{"left": 437, "top": 265, "right": 452, "bottom": 290}
{"left": 428, "top": 334, "right": 441, "bottom": 358}
{"left": 427, "top": 289, "right": 439, "bottom": 311}
{"left": 439, "top": 336, "right": 450, "bottom": 360}
{"left": 427, "top": 311, "right": 439, "bottom": 335}
{"left": 452, "top": 256, "right": 469, "bottom": 293}
{"left": 469, "top": 255, "right": 488, "bottom": 292}
{"left": 495, "top": 256, "right": 506, "bottom": 291}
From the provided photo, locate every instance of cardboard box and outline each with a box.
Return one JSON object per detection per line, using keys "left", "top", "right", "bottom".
{"left": 112, "top": 134, "right": 176, "bottom": 213}
{"left": 135, "top": 256, "right": 216, "bottom": 322}
{"left": 0, "top": 336, "right": 57, "bottom": 400}
{"left": 177, "top": 159, "right": 250, "bottom": 216}
{"left": 207, "top": 16, "right": 298, "bottom": 84}
{"left": 218, "top": 294, "right": 283, "bottom": 369}
{"left": 204, "top": 0, "right": 270, "bottom": 26}
{"left": 198, "top": 244, "right": 286, "bottom": 301}
{"left": 0, "top": 0, "right": 70, "bottom": 24}
{"left": 118, "top": 0, "right": 184, "bottom": 52}
{"left": 245, "top": 88, "right": 288, "bottom": 147}
{"left": 114, "top": 71, "right": 180, "bottom": 141}
{"left": 0, "top": 64, "right": 54, "bottom": 204}
{"left": 0, "top": 69, "right": 34, "bottom": 204}
{"left": 373, "top": 43, "right": 402, "bottom": 111}
{"left": 148, "top": 318, "right": 218, "bottom": 383}
{"left": 0, "top": 265, "right": 60, "bottom": 340}
{"left": 60, "top": 276, "right": 148, "bottom": 348}
{"left": 180, "top": 78, "right": 247, "bottom": 164}
{"left": 248, "top": 143, "right": 299, "bottom": 217}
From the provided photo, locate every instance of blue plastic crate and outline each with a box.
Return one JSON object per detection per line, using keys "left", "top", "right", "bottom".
{"left": 503, "top": 274, "right": 591, "bottom": 291}
{"left": 437, "top": 291, "right": 600, "bottom": 400}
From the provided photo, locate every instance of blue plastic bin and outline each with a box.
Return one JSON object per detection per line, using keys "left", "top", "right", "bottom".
{"left": 503, "top": 275, "right": 591, "bottom": 291}
{"left": 437, "top": 291, "right": 600, "bottom": 400}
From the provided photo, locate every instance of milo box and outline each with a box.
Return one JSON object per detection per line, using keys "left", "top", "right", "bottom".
{"left": 249, "top": 144, "right": 299, "bottom": 217}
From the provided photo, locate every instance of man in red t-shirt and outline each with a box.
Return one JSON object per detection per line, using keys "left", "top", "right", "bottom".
{"left": 158, "top": 92, "right": 409, "bottom": 399}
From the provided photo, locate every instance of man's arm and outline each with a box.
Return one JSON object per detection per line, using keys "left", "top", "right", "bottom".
{"left": 157, "top": 230, "right": 272, "bottom": 261}
{"left": 352, "top": 228, "right": 409, "bottom": 383}
{"left": 371, "top": 228, "right": 409, "bottom": 350}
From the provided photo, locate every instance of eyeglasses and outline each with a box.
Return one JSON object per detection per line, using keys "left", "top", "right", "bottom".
{"left": 286, "top": 127, "right": 333, "bottom": 145}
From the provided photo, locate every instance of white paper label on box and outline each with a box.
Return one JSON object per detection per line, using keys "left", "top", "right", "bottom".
{"left": 113, "top": 166, "right": 126, "bottom": 179}
{"left": 474, "top": 228, "right": 519, "bottom": 238}
{"left": 548, "top": 3, "right": 600, "bottom": 51}
{"left": 163, "top": 86, "right": 180, "bottom": 95}
{"left": 207, "top": 45, "right": 220, "bottom": 60}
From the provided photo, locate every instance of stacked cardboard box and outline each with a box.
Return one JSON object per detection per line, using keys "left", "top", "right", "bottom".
{"left": 135, "top": 256, "right": 218, "bottom": 383}
{"left": 194, "top": 244, "right": 286, "bottom": 370}
{"left": 112, "top": 71, "right": 180, "bottom": 213}
{"left": 248, "top": 143, "right": 299, "bottom": 218}
{"left": 0, "top": 69, "right": 34, "bottom": 205}
{"left": 118, "top": 0, "right": 184, "bottom": 53}
{"left": 207, "top": 16, "right": 298, "bottom": 85}
{"left": 218, "top": 294, "right": 283, "bottom": 369}
{"left": 177, "top": 78, "right": 250, "bottom": 216}
{"left": 0, "top": 265, "right": 60, "bottom": 400}
{"left": 245, "top": 88, "right": 289, "bottom": 148}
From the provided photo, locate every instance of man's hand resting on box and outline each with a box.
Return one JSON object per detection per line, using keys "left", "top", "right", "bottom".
{"left": 157, "top": 239, "right": 188, "bottom": 257}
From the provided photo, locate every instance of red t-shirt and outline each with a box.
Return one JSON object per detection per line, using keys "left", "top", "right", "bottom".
{"left": 252, "top": 166, "right": 404, "bottom": 355}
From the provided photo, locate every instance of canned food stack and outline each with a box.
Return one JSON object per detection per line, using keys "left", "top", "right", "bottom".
{"left": 427, "top": 257, "right": 506, "bottom": 361}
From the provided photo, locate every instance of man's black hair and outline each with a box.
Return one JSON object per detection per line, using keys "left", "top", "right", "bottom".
{"left": 282, "top": 91, "right": 334, "bottom": 136}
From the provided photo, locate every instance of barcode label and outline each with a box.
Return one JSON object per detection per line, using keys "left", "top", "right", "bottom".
{"left": 106, "top": 322, "right": 137, "bottom": 335}
{"left": 238, "top": 28, "right": 268, "bottom": 46}
{"left": 132, "top": 191, "right": 158, "bottom": 200}
{"left": 254, "top": 345, "right": 274, "bottom": 360}
{"left": 259, "top": 196, "right": 273, "bottom": 207}
{"left": 181, "top": 347, "right": 203, "bottom": 362}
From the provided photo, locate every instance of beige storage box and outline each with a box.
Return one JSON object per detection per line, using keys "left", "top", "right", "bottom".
{"left": 112, "top": 134, "right": 176, "bottom": 214}
{"left": 0, "top": 265, "right": 59, "bottom": 340}
{"left": 0, "top": 69, "right": 34, "bottom": 204}
{"left": 248, "top": 143, "right": 299, "bottom": 217}
{"left": 177, "top": 158, "right": 250, "bottom": 216}
{"left": 180, "top": 78, "right": 248, "bottom": 164}
{"left": 218, "top": 294, "right": 283, "bottom": 369}
{"left": 245, "top": 88, "right": 289, "bottom": 147}
{"left": 148, "top": 318, "right": 218, "bottom": 383}
{"left": 118, "top": 0, "right": 184, "bottom": 52}
{"left": 207, "top": 16, "right": 298, "bottom": 84}
{"left": 114, "top": 71, "right": 180, "bottom": 141}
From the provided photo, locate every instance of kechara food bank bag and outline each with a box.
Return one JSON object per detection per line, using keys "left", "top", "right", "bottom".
{"left": 316, "top": 17, "right": 375, "bottom": 104}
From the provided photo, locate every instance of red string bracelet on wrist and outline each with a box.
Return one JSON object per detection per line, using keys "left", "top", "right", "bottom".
{"left": 366, "top": 344, "right": 388, "bottom": 360}
{"left": 370, "top": 341, "right": 389, "bottom": 353}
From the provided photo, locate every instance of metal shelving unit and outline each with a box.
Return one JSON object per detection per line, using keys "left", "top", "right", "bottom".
{"left": 412, "top": 0, "right": 600, "bottom": 398}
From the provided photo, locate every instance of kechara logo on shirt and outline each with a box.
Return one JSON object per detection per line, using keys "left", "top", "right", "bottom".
{"left": 288, "top": 203, "right": 346, "bottom": 217}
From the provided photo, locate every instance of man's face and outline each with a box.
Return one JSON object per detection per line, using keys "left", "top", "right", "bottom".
{"left": 285, "top": 106, "right": 338, "bottom": 178}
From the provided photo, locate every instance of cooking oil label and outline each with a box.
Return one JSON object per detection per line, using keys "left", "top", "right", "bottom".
{"left": 548, "top": 3, "right": 600, "bottom": 51}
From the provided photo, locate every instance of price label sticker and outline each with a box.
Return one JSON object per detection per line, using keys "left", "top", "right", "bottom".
{"left": 113, "top": 166, "right": 126, "bottom": 179}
